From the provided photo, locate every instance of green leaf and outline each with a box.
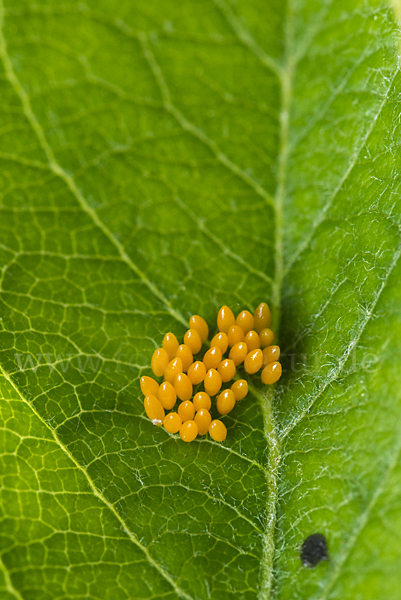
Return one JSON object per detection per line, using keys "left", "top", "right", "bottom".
{"left": 0, "top": 0, "right": 400, "bottom": 599}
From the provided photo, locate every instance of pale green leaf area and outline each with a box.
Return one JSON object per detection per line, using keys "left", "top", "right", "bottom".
{"left": 0, "top": 0, "right": 400, "bottom": 598}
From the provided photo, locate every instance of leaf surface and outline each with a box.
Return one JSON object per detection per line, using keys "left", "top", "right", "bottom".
{"left": 0, "top": 1, "right": 400, "bottom": 599}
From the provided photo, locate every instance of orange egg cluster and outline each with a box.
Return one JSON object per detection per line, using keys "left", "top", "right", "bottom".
{"left": 141, "top": 303, "right": 282, "bottom": 442}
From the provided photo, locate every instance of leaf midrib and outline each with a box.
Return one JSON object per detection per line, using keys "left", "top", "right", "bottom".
{"left": 255, "top": 0, "right": 294, "bottom": 595}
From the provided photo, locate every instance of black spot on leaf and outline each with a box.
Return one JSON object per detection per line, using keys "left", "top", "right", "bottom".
{"left": 300, "top": 533, "right": 329, "bottom": 567}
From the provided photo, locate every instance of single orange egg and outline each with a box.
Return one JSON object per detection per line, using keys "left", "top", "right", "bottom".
{"left": 193, "top": 391, "right": 212, "bottom": 412}
{"left": 262, "top": 345, "right": 281, "bottom": 367}
{"left": 163, "top": 411, "right": 182, "bottom": 434}
{"left": 217, "top": 358, "right": 236, "bottom": 382}
{"left": 194, "top": 409, "right": 212, "bottom": 435}
{"left": 184, "top": 328, "right": 203, "bottom": 354}
{"left": 217, "top": 305, "right": 235, "bottom": 333}
{"left": 174, "top": 372, "right": 193, "bottom": 402}
{"left": 203, "top": 346, "right": 222, "bottom": 370}
{"left": 229, "top": 342, "right": 248, "bottom": 366}
{"left": 231, "top": 379, "right": 248, "bottom": 401}
{"left": 227, "top": 325, "right": 245, "bottom": 347}
{"left": 162, "top": 332, "right": 179, "bottom": 361}
{"left": 158, "top": 381, "right": 177, "bottom": 409}
{"left": 236, "top": 310, "right": 254, "bottom": 334}
{"left": 164, "top": 357, "right": 183, "bottom": 385}
{"left": 244, "top": 330, "right": 260, "bottom": 351}
{"left": 260, "top": 328, "right": 275, "bottom": 348}
{"left": 179, "top": 420, "right": 198, "bottom": 442}
{"left": 178, "top": 400, "right": 195, "bottom": 422}
{"left": 244, "top": 349, "right": 263, "bottom": 374}
{"left": 209, "top": 419, "right": 227, "bottom": 442}
{"left": 254, "top": 302, "right": 271, "bottom": 332}
{"left": 189, "top": 315, "right": 209, "bottom": 342}
{"left": 187, "top": 360, "right": 206, "bottom": 385}
{"left": 151, "top": 348, "right": 169, "bottom": 377}
{"left": 210, "top": 331, "right": 229, "bottom": 355}
{"left": 144, "top": 395, "right": 165, "bottom": 425}
{"left": 140, "top": 376, "right": 159, "bottom": 398}
{"left": 261, "top": 361, "right": 282, "bottom": 384}
{"left": 176, "top": 344, "right": 193, "bottom": 372}
{"left": 216, "top": 389, "right": 236, "bottom": 415}
{"left": 204, "top": 368, "right": 222, "bottom": 396}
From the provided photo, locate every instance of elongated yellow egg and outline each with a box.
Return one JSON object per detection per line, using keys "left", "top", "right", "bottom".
{"left": 261, "top": 361, "right": 282, "bottom": 384}
{"left": 236, "top": 310, "right": 254, "bottom": 334}
{"left": 194, "top": 409, "right": 212, "bottom": 435}
{"left": 187, "top": 360, "right": 206, "bottom": 385}
{"left": 204, "top": 368, "right": 222, "bottom": 396}
{"left": 217, "top": 358, "right": 236, "bottom": 382}
{"left": 151, "top": 348, "right": 169, "bottom": 377}
{"left": 262, "top": 345, "right": 280, "bottom": 367}
{"left": 229, "top": 342, "right": 248, "bottom": 366}
{"left": 231, "top": 379, "right": 248, "bottom": 401}
{"left": 163, "top": 412, "right": 182, "bottom": 433}
{"left": 244, "top": 330, "right": 260, "bottom": 351}
{"left": 176, "top": 344, "right": 193, "bottom": 372}
{"left": 260, "top": 328, "right": 275, "bottom": 348}
{"left": 174, "top": 372, "right": 193, "bottom": 402}
{"left": 178, "top": 400, "right": 195, "bottom": 422}
{"left": 203, "top": 346, "right": 222, "bottom": 370}
{"left": 140, "top": 376, "right": 159, "bottom": 397}
{"left": 227, "top": 325, "right": 245, "bottom": 347}
{"left": 189, "top": 315, "right": 209, "bottom": 342}
{"left": 164, "top": 357, "right": 183, "bottom": 385}
{"left": 254, "top": 302, "right": 271, "bottom": 332}
{"left": 158, "top": 381, "right": 177, "bottom": 409}
{"left": 216, "top": 389, "right": 236, "bottom": 415}
{"left": 217, "top": 305, "right": 235, "bottom": 333}
{"left": 184, "top": 328, "right": 203, "bottom": 354}
{"left": 193, "top": 391, "right": 212, "bottom": 411}
{"left": 162, "top": 332, "right": 179, "bottom": 361}
{"left": 244, "top": 349, "right": 263, "bottom": 374}
{"left": 180, "top": 420, "right": 198, "bottom": 442}
{"left": 210, "top": 331, "right": 228, "bottom": 355}
{"left": 209, "top": 419, "right": 227, "bottom": 442}
{"left": 144, "top": 394, "right": 165, "bottom": 425}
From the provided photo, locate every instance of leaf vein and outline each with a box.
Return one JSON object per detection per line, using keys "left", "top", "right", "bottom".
{"left": 136, "top": 29, "right": 275, "bottom": 209}
{"left": 0, "top": 556, "right": 24, "bottom": 600}
{"left": 211, "top": 0, "right": 283, "bottom": 77}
